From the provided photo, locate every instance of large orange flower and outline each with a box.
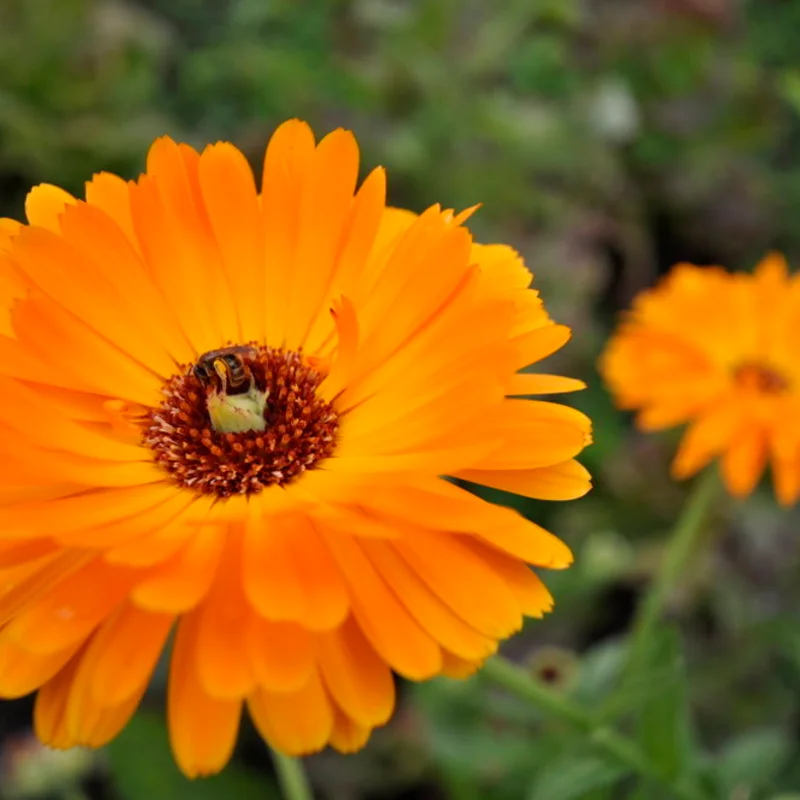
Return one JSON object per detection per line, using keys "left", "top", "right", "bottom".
{"left": 600, "top": 255, "right": 800, "bottom": 505}
{"left": 0, "top": 120, "right": 591, "bottom": 776}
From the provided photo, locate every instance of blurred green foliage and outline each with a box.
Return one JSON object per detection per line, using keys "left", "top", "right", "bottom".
{"left": 1, "top": 1, "right": 800, "bottom": 799}
{"left": 106, "top": 711, "right": 279, "bottom": 800}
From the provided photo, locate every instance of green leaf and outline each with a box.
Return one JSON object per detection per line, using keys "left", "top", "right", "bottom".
{"left": 411, "top": 677, "right": 554, "bottom": 788}
{"left": 527, "top": 754, "right": 624, "bottom": 800}
{"left": 105, "top": 709, "right": 278, "bottom": 800}
{"left": 573, "top": 639, "right": 625, "bottom": 706}
{"left": 715, "top": 728, "right": 792, "bottom": 795}
{"left": 635, "top": 628, "right": 695, "bottom": 783}
{"left": 597, "top": 643, "right": 690, "bottom": 725}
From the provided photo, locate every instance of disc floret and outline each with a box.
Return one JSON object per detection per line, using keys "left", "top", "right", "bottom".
{"left": 143, "top": 346, "right": 338, "bottom": 497}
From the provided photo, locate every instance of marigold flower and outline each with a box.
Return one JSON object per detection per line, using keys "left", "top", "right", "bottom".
{"left": 600, "top": 255, "right": 800, "bottom": 505}
{"left": 0, "top": 120, "right": 591, "bottom": 776}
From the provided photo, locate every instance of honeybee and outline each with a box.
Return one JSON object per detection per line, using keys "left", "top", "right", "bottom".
{"left": 192, "top": 345, "right": 260, "bottom": 395}
{"left": 192, "top": 346, "right": 268, "bottom": 434}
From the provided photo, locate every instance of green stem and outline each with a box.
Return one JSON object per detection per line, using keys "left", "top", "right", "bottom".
{"left": 271, "top": 750, "right": 313, "bottom": 800}
{"left": 482, "top": 656, "right": 704, "bottom": 800}
{"left": 625, "top": 467, "right": 719, "bottom": 680}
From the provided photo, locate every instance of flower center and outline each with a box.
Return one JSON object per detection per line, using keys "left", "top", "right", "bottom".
{"left": 733, "top": 361, "right": 790, "bottom": 395}
{"left": 143, "top": 346, "right": 338, "bottom": 498}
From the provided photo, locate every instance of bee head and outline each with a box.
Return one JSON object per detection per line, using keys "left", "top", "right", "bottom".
{"left": 191, "top": 360, "right": 215, "bottom": 387}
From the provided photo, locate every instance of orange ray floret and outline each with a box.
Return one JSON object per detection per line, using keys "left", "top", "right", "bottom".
{"left": 0, "top": 120, "right": 591, "bottom": 777}
{"left": 600, "top": 255, "right": 800, "bottom": 505}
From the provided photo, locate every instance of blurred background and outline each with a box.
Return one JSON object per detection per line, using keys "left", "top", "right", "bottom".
{"left": 1, "top": 1, "right": 800, "bottom": 798}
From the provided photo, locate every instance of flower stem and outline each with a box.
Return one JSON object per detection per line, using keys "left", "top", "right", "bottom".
{"left": 482, "top": 656, "right": 704, "bottom": 800}
{"left": 625, "top": 467, "right": 719, "bottom": 680}
{"left": 271, "top": 750, "right": 313, "bottom": 800}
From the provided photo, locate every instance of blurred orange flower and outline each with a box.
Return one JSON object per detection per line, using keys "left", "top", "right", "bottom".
{"left": 0, "top": 121, "right": 591, "bottom": 776}
{"left": 600, "top": 254, "right": 800, "bottom": 505}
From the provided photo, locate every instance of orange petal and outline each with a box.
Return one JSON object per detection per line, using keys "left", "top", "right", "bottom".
{"left": 512, "top": 324, "right": 572, "bottom": 369}
{"left": 84, "top": 172, "right": 138, "bottom": 246}
{"left": 393, "top": 531, "right": 522, "bottom": 639}
{"left": 3, "top": 561, "right": 135, "bottom": 654}
{"left": 132, "top": 525, "right": 224, "bottom": 612}
{"left": 71, "top": 688, "right": 144, "bottom": 747}
{"left": 318, "top": 616, "right": 395, "bottom": 727}
{"left": 168, "top": 613, "right": 242, "bottom": 777}
{"left": 355, "top": 215, "right": 472, "bottom": 375}
{"left": 194, "top": 531, "right": 256, "bottom": 699}
{"left": 0, "top": 539, "right": 58, "bottom": 568}
{"left": 285, "top": 128, "right": 360, "bottom": 350}
{"left": 34, "top": 650, "right": 83, "bottom": 749}
{"left": 9, "top": 223, "right": 177, "bottom": 379}
{"left": 322, "top": 530, "right": 442, "bottom": 679}
{"left": 25, "top": 184, "right": 75, "bottom": 230}
{"left": 460, "top": 539, "right": 554, "bottom": 618}
{"left": 772, "top": 453, "right": 800, "bottom": 507}
{"left": 247, "top": 668, "right": 333, "bottom": 756}
{"left": 129, "top": 174, "right": 216, "bottom": 354}
{"left": 10, "top": 288, "right": 163, "bottom": 406}
{"left": 329, "top": 707, "right": 372, "bottom": 754}
{"left": 361, "top": 538, "right": 496, "bottom": 660}
{"left": 64, "top": 641, "right": 148, "bottom": 747}
{"left": 245, "top": 616, "right": 317, "bottom": 693}
{"left": 32, "top": 643, "right": 144, "bottom": 749}
{"left": 144, "top": 137, "right": 239, "bottom": 346}
{"left": 85, "top": 602, "right": 173, "bottom": 706}
{"left": 0, "top": 483, "right": 181, "bottom": 543}
{"left": 318, "top": 295, "right": 359, "bottom": 402}
{"left": 341, "top": 220, "right": 483, "bottom": 406}
{"left": 360, "top": 478, "right": 573, "bottom": 567}
{"left": 325, "top": 440, "right": 500, "bottom": 476}
{"left": 440, "top": 651, "right": 483, "bottom": 680}
{"left": 0, "top": 634, "right": 80, "bottom": 698}
{"left": 0, "top": 551, "right": 91, "bottom": 628}
{"left": 57, "top": 200, "right": 194, "bottom": 365}
{"left": 103, "top": 498, "right": 211, "bottom": 566}
{"left": 0, "top": 219, "right": 22, "bottom": 252}
{"left": 0, "top": 376, "right": 149, "bottom": 467}
{"left": 198, "top": 143, "right": 264, "bottom": 344}
{"left": 455, "top": 459, "right": 592, "bottom": 501}
{"left": 671, "top": 398, "right": 744, "bottom": 480}
{"left": 337, "top": 372, "right": 501, "bottom": 456}
{"left": 62, "top": 489, "right": 199, "bottom": 550}
{"left": 0, "top": 254, "right": 25, "bottom": 335}
{"left": 468, "top": 399, "right": 591, "bottom": 471}
{"left": 242, "top": 508, "right": 348, "bottom": 630}
{"left": 305, "top": 167, "right": 386, "bottom": 354}
{"left": 507, "top": 373, "right": 586, "bottom": 395}
{"left": 720, "top": 425, "right": 767, "bottom": 498}
{"left": 261, "top": 119, "right": 316, "bottom": 347}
